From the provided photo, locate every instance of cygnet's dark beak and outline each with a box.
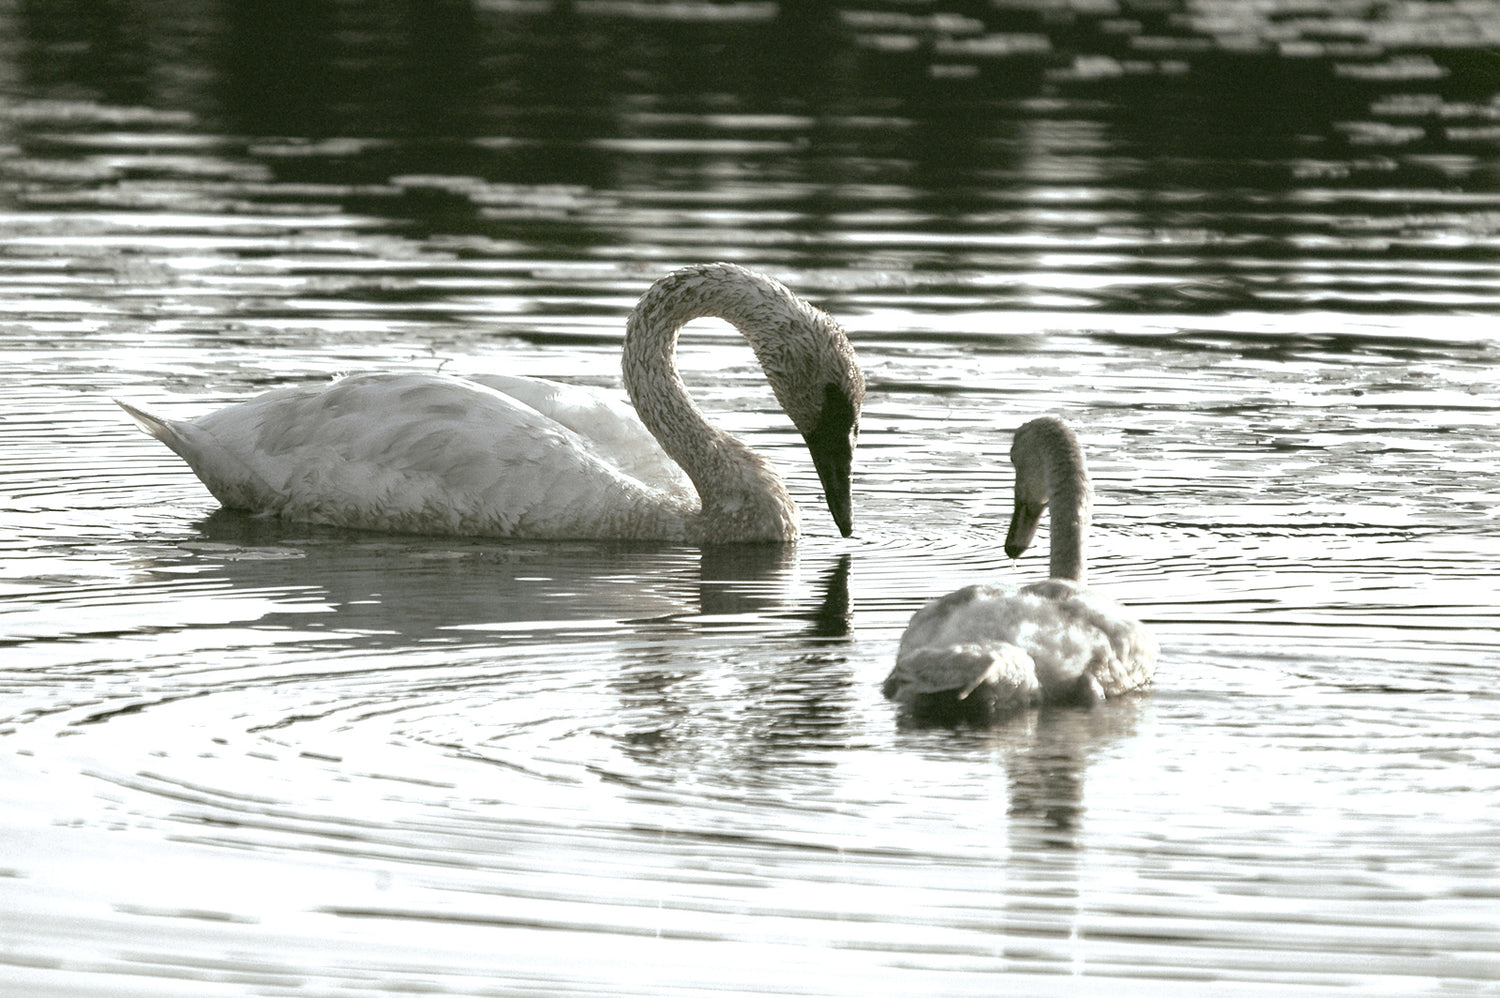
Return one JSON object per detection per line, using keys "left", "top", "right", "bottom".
{"left": 804, "top": 385, "right": 858, "bottom": 537}
{"left": 1005, "top": 500, "right": 1043, "bottom": 559}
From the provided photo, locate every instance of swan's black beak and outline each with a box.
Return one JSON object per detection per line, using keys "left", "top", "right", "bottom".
{"left": 804, "top": 385, "right": 858, "bottom": 537}
{"left": 1005, "top": 500, "right": 1043, "bottom": 558}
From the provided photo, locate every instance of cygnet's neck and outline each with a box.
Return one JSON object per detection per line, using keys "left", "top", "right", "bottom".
{"left": 1037, "top": 423, "right": 1092, "bottom": 584}
{"left": 621, "top": 264, "right": 799, "bottom": 542}
{"left": 1047, "top": 470, "right": 1090, "bottom": 584}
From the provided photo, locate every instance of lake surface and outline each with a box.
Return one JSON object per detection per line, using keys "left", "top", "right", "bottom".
{"left": 2, "top": 1, "right": 1499, "bottom": 995}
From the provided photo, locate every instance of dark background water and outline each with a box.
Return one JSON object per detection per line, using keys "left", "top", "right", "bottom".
{"left": 5, "top": 0, "right": 1499, "bottom": 315}
{"left": 2, "top": 3, "right": 1498, "bottom": 996}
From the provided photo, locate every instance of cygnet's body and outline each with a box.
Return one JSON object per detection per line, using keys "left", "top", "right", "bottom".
{"left": 885, "top": 417, "right": 1156, "bottom": 722}
{"left": 118, "top": 263, "right": 865, "bottom": 544}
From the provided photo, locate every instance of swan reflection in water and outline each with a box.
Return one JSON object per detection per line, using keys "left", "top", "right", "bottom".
{"left": 886, "top": 417, "right": 1157, "bottom": 725}
{"left": 142, "top": 509, "right": 853, "bottom": 650}
{"left": 119, "top": 263, "right": 864, "bottom": 544}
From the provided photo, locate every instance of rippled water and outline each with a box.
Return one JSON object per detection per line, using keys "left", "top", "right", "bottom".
{"left": 3, "top": 2, "right": 1499, "bottom": 995}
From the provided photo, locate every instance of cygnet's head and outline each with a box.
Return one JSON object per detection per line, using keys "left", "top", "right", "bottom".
{"left": 1004, "top": 416, "right": 1087, "bottom": 559}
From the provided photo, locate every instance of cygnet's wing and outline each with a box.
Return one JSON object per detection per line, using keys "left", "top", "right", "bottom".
{"left": 1017, "top": 580, "right": 1157, "bottom": 697}
{"left": 884, "top": 643, "right": 1039, "bottom": 705}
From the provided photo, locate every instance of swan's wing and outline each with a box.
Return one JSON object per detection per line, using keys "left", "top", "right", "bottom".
{"left": 121, "top": 373, "right": 694, "bottom": 539}
{"left": 464, "top": 373, "right": 692, "bottom": 497}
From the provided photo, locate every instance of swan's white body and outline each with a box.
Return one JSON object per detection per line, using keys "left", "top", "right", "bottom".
{"left": 117, "top": 373, "right": 694, "bottom": 539}
{"left": 119, "top": 263, "right": 864, "bottom": 543}
{"left": 885, "top": 417, "right": 1155, "bottom": 720}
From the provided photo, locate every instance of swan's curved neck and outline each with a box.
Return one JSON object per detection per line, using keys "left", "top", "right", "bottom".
{"left": 1040, "top": 428, "right": 1091, "bottom": 584}
{"left": 621, "top": 265, "right": 798, "bottom": 542}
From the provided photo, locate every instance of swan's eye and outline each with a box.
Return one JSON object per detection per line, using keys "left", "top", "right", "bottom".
{"left": 806, "top": 383, "right": 858, "bottom": 454}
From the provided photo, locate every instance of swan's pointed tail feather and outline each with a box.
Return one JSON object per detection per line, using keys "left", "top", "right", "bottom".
{"left": 114, "top": 398, "right": 271, "bottom": 512}
{"left": 115, "top": 399, "right": 172, "bottom": 441}
{"left": 116, "top": 397, "right": 202, "bottom": 467}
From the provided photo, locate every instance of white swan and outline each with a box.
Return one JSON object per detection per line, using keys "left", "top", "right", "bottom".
{"left": 117, "top": 263, "right": 865, "bottom": 543}
{"left": 884, "top": 416, "right": 1156, "bottom": 721}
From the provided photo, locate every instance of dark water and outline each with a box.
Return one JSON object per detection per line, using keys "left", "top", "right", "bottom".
{"left": 2, "top": 2, "right": 1499, "bottom": 995}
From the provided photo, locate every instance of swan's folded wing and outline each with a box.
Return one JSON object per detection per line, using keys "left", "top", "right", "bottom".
{"left": 159, "top": 373, "right": 695, "bottom": 539}
{"left": 464, "top": 373, "right": 692, "bottom": 498}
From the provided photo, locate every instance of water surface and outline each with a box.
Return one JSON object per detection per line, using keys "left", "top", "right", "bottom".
{"left": 2, "top": 2, "right": 1499, "bottom": 995}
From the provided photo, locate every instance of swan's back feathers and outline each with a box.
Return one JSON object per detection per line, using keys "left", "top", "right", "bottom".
{"left": 120, "top": 374, "right": 694, "bottom": 539}
{"left": 1015, "top": 579, "right": 1157, "bottom": 698}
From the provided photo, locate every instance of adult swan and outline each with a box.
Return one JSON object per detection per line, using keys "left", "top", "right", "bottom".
{"left": 884, "top": 416, "right": 1156, "bottom": 721}
{"left": 118, "top": 263, "right": 865, "bottom": 544}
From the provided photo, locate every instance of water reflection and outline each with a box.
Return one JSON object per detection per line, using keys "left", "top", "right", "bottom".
{"left": 8, "top": 0, "right": 1498, "bottom": 299}
{"left": 135, "top": 509, "right": 854, "bottom": 649}
{"left": 996, "top": 704, "right": 1144, "bottom": 971}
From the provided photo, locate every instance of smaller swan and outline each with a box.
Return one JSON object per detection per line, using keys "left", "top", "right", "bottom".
{"left": 884, "top": 416, "right": 1156, "bottom": 722}
{"left": 117, "top": 263, "right": 865, "bottom": 544}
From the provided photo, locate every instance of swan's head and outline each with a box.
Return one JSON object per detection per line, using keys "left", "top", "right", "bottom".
{"left": 1005, "top": 461, "right": 1046, "bottom": 561}
{"left": 1004, "top": 416, "right": 1089, "bottom": 560}
{"left": 631, "top": 262, "right": 865, "bottom": 538}
{"left": 760, "top": 303, "right": 865, "bottom": 538}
